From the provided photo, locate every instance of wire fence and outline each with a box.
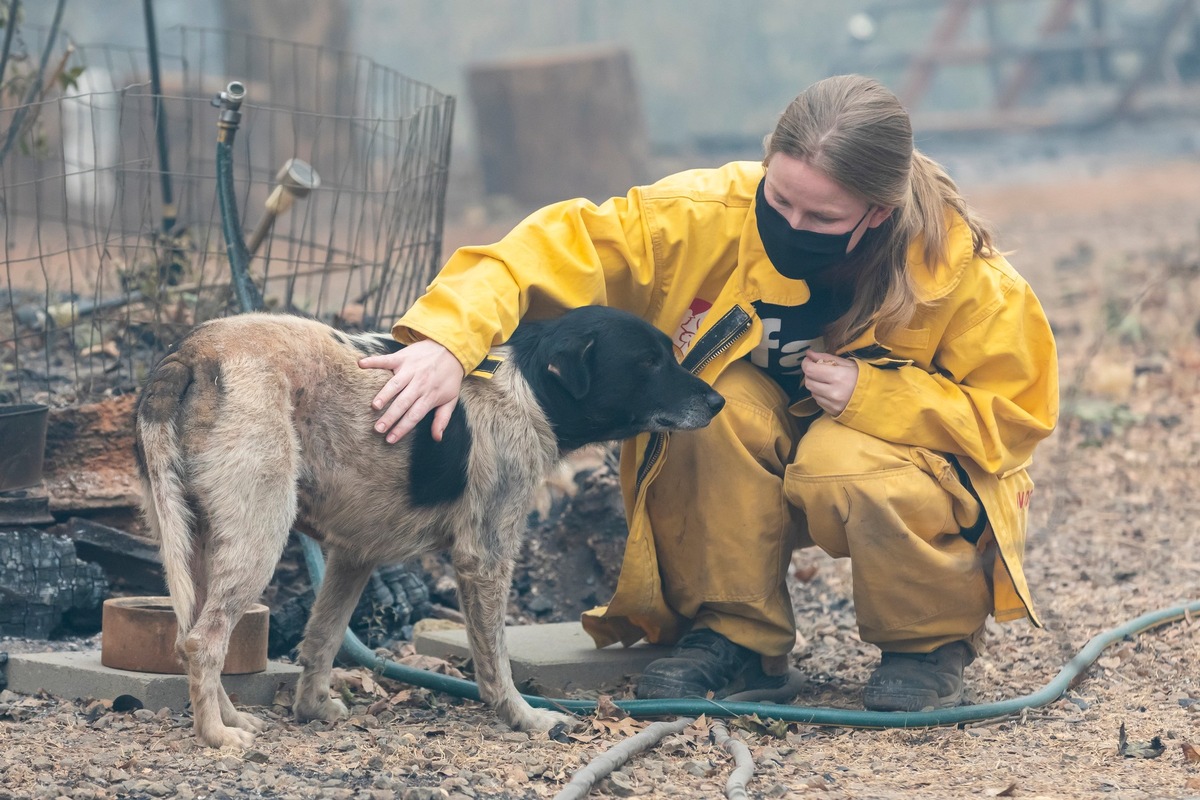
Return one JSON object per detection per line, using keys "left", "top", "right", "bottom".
{"left": 1, "top": 25, "right": 454, "bottom": 406}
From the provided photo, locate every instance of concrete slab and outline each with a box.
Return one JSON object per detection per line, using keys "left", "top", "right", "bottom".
{"left": 5, "top": 651, "right": 301, "bottom": 711}
{"left": 414, "top": 621, "right": 669, "bottom": 694}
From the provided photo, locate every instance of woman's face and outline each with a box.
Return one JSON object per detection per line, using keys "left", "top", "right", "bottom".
{"left": 763, "top": 153, "right": 893, "bottom": 251}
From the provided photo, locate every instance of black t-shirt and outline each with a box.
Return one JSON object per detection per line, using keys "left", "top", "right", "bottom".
{"left": 747, "top": 285, "right": 852, "bottom": 400}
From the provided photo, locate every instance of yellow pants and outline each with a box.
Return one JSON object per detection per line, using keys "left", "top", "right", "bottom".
{"left": 646, "top": 360, "right": 993, "bottom": 660}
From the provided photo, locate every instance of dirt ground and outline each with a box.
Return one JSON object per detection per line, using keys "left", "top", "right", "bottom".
{"left": 3, "top": 143, "right": 1200, "bottom": 799}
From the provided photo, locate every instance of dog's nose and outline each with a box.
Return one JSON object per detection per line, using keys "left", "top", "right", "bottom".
{"left": 706, "top": 391, "right": 725, "bottom": 414}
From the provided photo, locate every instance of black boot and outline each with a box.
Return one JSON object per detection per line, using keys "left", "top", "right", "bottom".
{"left": 863, "top": 640, "right": 975, "bottom": 712}
{"left": 635, "top": 628, "right": 803, "bottom": 702}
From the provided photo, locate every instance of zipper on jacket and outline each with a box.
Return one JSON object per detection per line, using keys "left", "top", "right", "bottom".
{"left": 681, "top": 306, "right": 753, "bottom": 375}
{"left": 635, "top": 306, "right": 753, "bottom": 492}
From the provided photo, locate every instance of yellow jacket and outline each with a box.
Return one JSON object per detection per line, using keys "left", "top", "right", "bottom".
{"left": 394, "top": 161, "right": 1059, "bottom": 640}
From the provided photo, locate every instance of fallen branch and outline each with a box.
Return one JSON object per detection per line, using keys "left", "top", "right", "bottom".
{"left": 553, "top": 717, "right": 694, "bottom": 800}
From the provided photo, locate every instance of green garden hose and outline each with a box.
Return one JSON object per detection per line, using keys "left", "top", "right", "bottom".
{"left": 301, "top": 534, "right": 1199, "bottom": 729}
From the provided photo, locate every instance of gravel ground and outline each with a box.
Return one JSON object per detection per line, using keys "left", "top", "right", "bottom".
{"left": 2, "top": 153, "right": 1200, "bottom": 800}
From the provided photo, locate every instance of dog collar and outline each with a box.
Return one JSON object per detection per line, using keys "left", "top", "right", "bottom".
{"left": 469, "top": 354, "right": 505, "bottom": 379}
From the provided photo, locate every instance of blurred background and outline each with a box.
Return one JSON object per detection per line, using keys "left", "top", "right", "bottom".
{"left": 4, "top": 0, "right": 1200, "bottom": 410}
{"left": 6, "top": 0, "right": 1198, "bottom": 402}
{"left": 22, "top": 0, "right": 1200, "bottom": 213}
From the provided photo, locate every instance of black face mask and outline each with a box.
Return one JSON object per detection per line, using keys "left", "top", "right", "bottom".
{"left": 755, "top": 178, "right": 874, "bottom": 281}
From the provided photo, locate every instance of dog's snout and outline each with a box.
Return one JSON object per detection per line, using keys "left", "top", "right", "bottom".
{"left": 706, "top": 390, "right": 725, "bottom": 415}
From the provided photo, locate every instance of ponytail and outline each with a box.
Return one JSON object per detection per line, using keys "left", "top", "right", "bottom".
{"left": 906, "top": 149, "right": 997, "bottom": 269}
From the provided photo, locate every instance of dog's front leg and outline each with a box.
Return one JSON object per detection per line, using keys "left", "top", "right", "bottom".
{"left": 454, "top": 552, "right": 576, "bottom": 732}
{"left": 294, "top": 547, "right": 376, "bottom": 723}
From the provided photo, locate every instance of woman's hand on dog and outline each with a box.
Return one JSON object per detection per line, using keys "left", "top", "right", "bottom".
{"left": 359, "top": 340, "right": 465, "bottom": 443}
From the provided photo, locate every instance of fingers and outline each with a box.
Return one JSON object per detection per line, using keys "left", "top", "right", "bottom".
{"left": 358, "top": 339, "right": 465, "bottom": 444}
{"left": 372, "top": 370, "right": 452, "bottom": 443}
{"left": 374, "top": 383, "right": 430, "bottom": 443}
{"left": 357, "top": 353, "right": 396, "bottom": 369}
{"left": 431, "top": 400, "right": 458, "bottom": 442}
{"left": 802, "top": 352, "right": 858, "bottom": 416}
{"left": 803, "top": 350, "right": 850, "bottom": 369}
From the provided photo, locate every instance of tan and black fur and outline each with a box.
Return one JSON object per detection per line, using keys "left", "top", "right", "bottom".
{"left": 135, "top": 306, "right": 724, "bottom": 748}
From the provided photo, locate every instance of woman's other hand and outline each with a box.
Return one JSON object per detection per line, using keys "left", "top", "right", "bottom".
{"left": 802, "top": 350, "right": 859, "bottom": 417}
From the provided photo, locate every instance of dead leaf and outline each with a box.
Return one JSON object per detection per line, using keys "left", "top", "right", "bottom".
{"left": 990, "top": 782, "right": 1017, "bottom": 797}
{"left": 328, "top": 668, "right": 388, "bottom": 698}
{"left": 1182, "top": 742, "right": 1200, "bottom": 763}
{"left": 685, "top": 715, "right": 712, "bottom": 739}
{"left": 1118, "top": 722, "right": 1166, "bottom": 758}
{"left": 595, "top": 694, "right": 629, "bottom": 720}
{"left": 592, "top": 716, "right": 642, "bottom": 737}
{"left": 729, "top": 713, "right": 790, "bottom": 739}
{"left": 360, "top": 673, "right": 384, "bottom": 697}
{"left": 395, "top": 654, "right": 466, "bottom": 679}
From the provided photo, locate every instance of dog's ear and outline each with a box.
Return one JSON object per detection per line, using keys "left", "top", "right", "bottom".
{"left": 547, "top": 336, "right": 594, "bottom": 399}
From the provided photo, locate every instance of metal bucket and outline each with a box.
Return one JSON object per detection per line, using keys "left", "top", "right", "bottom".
{"left": 0, "top": 404, "right": 49, "bottom": 492}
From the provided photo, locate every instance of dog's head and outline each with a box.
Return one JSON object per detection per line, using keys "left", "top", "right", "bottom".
{"left": 511, "top": 306, "right": 725, "bottom": 450}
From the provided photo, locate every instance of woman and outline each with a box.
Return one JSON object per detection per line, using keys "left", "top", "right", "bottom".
{"left": 360, "top": 74, "right": 1058, "bottom": 711}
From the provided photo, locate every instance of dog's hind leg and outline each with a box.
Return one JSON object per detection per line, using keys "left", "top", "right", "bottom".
{"left": 183, "top": 524, "right": 289, "bottom": 747}
{"left": 293, "top": 547, "right": 375, "bottom": 723}
{"left": 185, "top": 456, "right": 297, "bottom": 746}
{"left": 454, "top": 553, "right": 576, "bottom": 732}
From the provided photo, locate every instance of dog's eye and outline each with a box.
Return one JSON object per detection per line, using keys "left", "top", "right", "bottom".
{"left": 638, "top": 355, "right": 660, "bottom": 371}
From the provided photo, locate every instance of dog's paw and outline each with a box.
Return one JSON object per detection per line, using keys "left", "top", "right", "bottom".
{"left": 226, "top": 710, "right": 268, "bottom": 733}
{"left": 294, "top": 696, "right": 349, "bottom": 723}
{"left": 198, "top": 723, "right": 257, "bottom": 749}
{"left": 513, "top": 707, "right": 578, "bottom": 733}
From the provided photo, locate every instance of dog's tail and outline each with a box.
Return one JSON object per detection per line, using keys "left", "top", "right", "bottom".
{"left": 135, "top": 351, "right": 204, "bottom": 631}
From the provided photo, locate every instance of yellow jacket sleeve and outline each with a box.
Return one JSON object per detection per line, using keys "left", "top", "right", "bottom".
{"left": 837, "top": 255, "right": 1059, "bottom": 475}
{"left": 392, "top": 193, "right": 661, "bottom": 374}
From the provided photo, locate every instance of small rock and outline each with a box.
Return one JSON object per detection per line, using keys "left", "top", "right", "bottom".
{"left": 400, "top": 789, "right": 449, "bottom": 800}
{"left": 526, "top": 594, "right": 554, "bottom": 615}
{"left": 606, "top": 771, "right": 637, "bottom": 798}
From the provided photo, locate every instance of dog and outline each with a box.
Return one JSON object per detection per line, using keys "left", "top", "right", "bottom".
{"left": 134, "top": 305, "right": 725, "bottom": 748}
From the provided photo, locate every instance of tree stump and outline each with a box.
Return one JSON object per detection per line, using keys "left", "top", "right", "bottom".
{"left": 467, "top": 46, "right": 651, "bottom": 206}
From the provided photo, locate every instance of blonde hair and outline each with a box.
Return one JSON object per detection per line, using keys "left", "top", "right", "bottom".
{"left": 762, "top": 74, "right": 996, "bottom": 348}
